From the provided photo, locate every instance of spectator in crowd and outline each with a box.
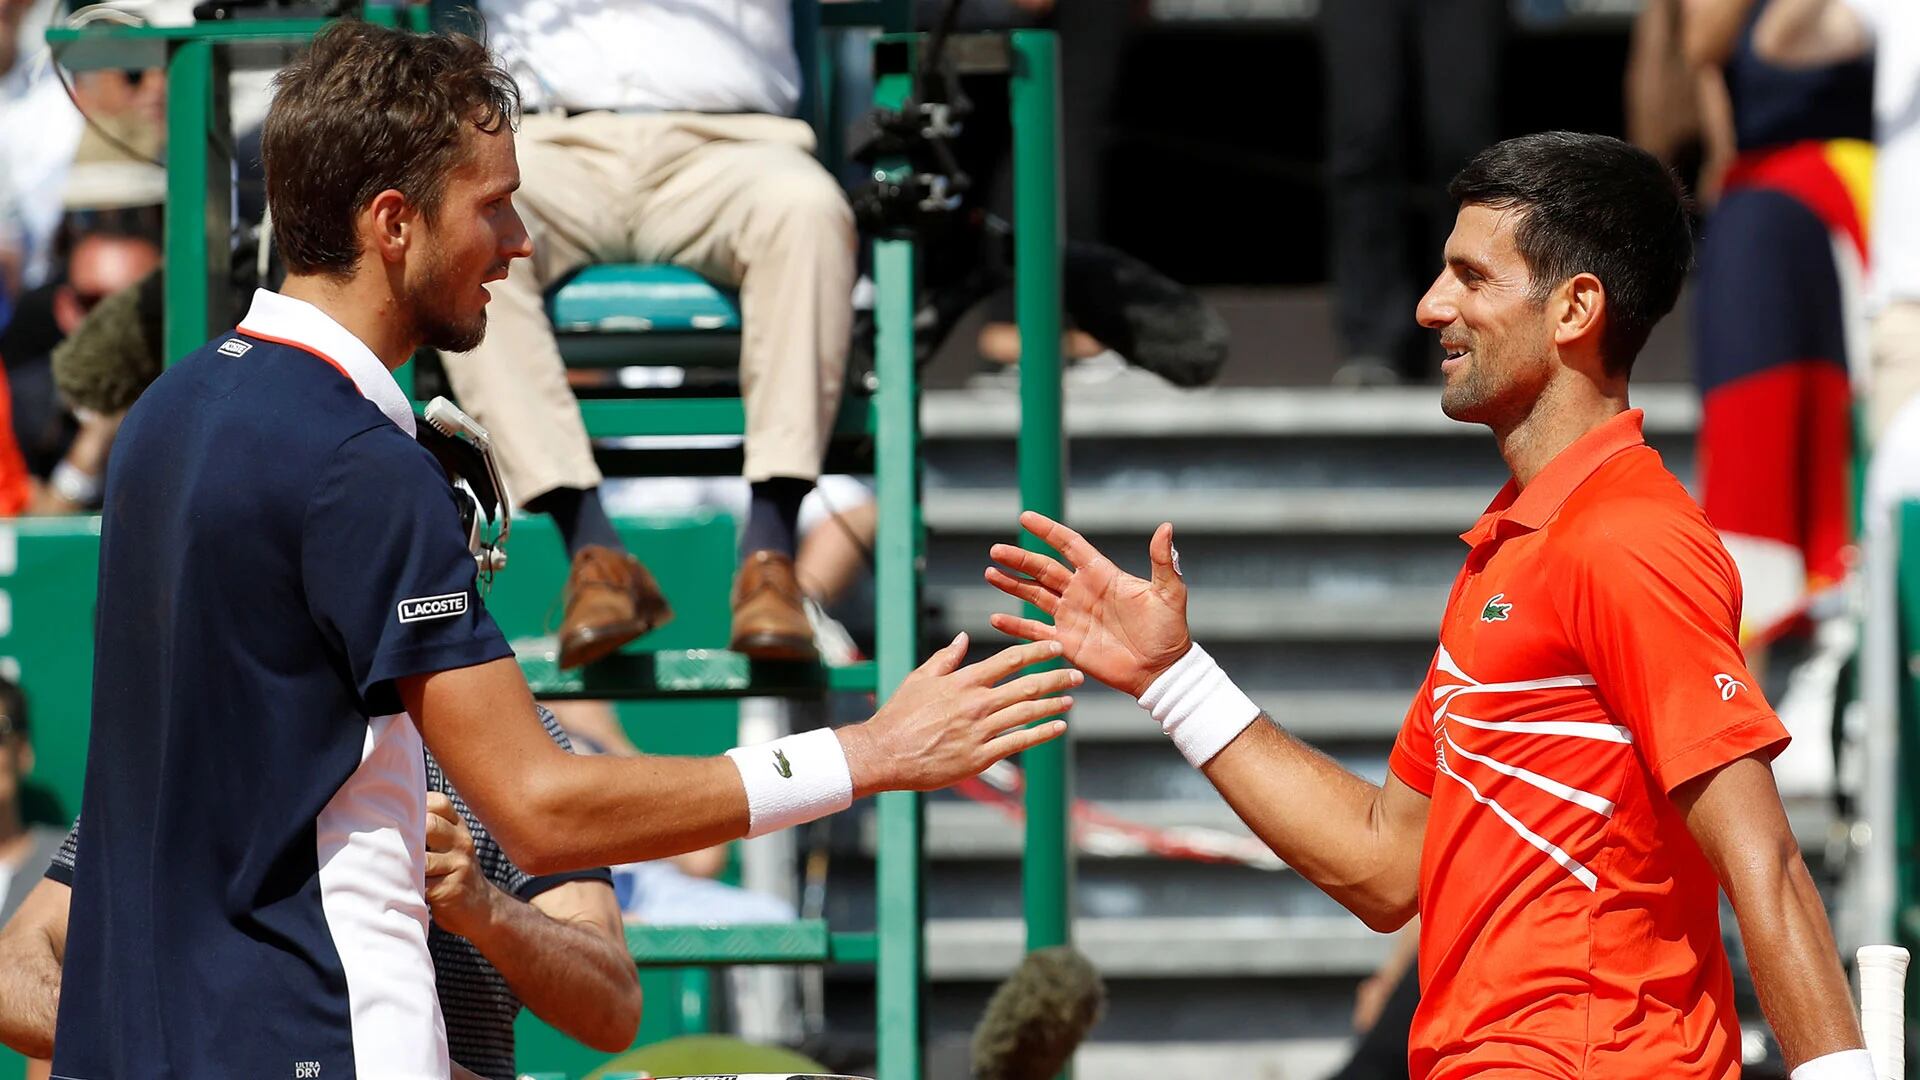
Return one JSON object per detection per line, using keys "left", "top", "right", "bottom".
{"left": 1755, "top": 0, "right": 1918, "bottom": 443}
{"left": 1682, "top": 0, "right": 1872, "bottom": 647}
{"left": 0, "top": 0, "right": 83, "bottom": 301}
{"left": 0, "top": 708, "right": 642, "bottom": 1080}
{"left": 2, "top": 229, "right": 159, "bottom": 513}
{"left": 0, "top": 679, "right": 62, "bottom": 927}
{"left": 1320, "top": 0, "right": 1504, "bottom": 386}
{"left": 1627, "top": 0, "right": 1738, "bottom": 206}
{"left": 439, "top": 0, "right": 856, "bottom": 667}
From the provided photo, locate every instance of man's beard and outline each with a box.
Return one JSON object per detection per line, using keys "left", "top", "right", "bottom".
{"left": 407, "top": 258, "right": 489, "bottom": 354}
{"left": 1440, "top": 355, "right": 1499, "bottom": 423}
{"left": 1439, "top": 339, "right": 1547, "bottom": 431}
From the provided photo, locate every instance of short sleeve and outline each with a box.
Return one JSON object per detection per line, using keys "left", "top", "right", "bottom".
{"left": 1389, "top": 654, "right": 1441, "bottom": 796}
{"left": 45, "top": 819, "right": 78, "bottom": 886}
{"left": 302, "top": 426, "right": 511, "bottom": 716}
{"left": 1552, "top": 508, "right": 1789, "bottom": 793}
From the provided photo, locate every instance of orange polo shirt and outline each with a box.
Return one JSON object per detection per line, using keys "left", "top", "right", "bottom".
{"left": 1389, "top": 409, "right": 1789, "bottom": 1079}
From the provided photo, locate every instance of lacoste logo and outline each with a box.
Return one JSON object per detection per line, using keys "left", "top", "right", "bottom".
{"left": 1480, "top": 593, "right": 1512, "bottom": 622}
{"left": 773, "top": 749, "right": 793, "bottom": 779}
{"left": 1713, "top": 673, "right": 1746, "bottom": 701}
{"left": 217, "top": 338, "right": 253, "bottom": 357}
{"left": 397, "top": 592, "right": 468, "bottom": 623}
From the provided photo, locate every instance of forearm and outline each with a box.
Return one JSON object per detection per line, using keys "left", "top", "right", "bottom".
{"left": 1682, "top": 0, "right": 1760, "bottom": 67}
{"left": 27, "top": 426, "right": 113, "bottom": 516}
{"left": 1731, "top": 849, "right": 1862, "bottom": 1068}
{"left": 463, "top": 887, "right": 639, "bottom": 1052}
{"left": 1202, "top": 718, "right": 1418, "bottom": 930}
{"left": 1752, "top": 0, "right": 1869, "bottom": 66}
{"left": 503, "top": 748, "right": 749, "bottom": 874}
{"left": 0, "top": 909, "right": 64, "bottom": 1057}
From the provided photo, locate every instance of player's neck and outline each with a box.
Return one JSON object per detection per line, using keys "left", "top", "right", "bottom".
{"left": 278, "top": 272, "right": 420, "bottom": 372}
{"left": 1496, "top": 375, "right": 1629, "bottom": 490}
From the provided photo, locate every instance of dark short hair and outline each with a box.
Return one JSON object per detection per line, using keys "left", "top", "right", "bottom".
{"left": 1448, "top": 132, "right": 1694, "bottom": 376}
{"left": 261, "top": 21, "right": 519, "bottom": 277}
{"left": 0, "top": 676, "right": 26, "bottom": 740}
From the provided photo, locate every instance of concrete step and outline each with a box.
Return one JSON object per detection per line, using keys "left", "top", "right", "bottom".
{"left": 925, "top": 914, "right": 1392, "bottom": 979}
{"left": 1061, "top": 688, "right": 1408, "bottom": 742}
{"left": 941, "top": 584, "right": 1449, "bottom": 642}
{"left": 888, "top": 792, "right": 1841, "bottom": 861}
{"left": 870, "top": 799, "right": 1269, "bottom": 861}
{"left": 926, "top": 485, "right": 1491, "bottom": 535}
{"left": 921, "top": 385, "right": 1700, "bottom": 440}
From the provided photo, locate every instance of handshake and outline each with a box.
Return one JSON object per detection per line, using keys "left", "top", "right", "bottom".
{"left": 845, "top": 511, "right": 1192, "bottom": 796}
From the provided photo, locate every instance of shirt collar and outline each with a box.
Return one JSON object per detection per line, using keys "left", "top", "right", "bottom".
{"left": 235, "top": 288, "right": 417, "bottom": 437}
{"left": 1459, "top": 408, "right": 1648, "bottom": 547}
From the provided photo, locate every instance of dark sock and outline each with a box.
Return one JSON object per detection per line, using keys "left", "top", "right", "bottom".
{"left": 741, "top": 477, "right": 812, "bottom": 560}
{"left": 525, "top": 486, "right": 623, "bottom": 559}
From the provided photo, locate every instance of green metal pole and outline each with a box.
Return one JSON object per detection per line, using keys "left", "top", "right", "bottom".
{"left": 163, "top": 39, "right": 217, "bottom": 364}
{"left": 1010, "top": 29, "right": 1072, "bottom": 985}
{"left": 873, "top": 232, "right": 925, "bottom": 1080}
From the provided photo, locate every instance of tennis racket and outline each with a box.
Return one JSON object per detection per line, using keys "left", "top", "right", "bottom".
{"left": 1860, "top": 944, "right": 1911, "bottom": 1079}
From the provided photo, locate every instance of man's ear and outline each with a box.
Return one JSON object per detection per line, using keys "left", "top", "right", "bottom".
{"left": 16, "top": 740, "right": 34, "bottom": 777}
{"left": 1552, "top": 271, "right": 1606, "bottom": 351}
{"left": 362, "top": 188, "right": 416, "bottom": 266}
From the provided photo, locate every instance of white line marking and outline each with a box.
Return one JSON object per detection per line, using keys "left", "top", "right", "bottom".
{"left": 1442, "top": 734, "right": 1616, "bottom": 816}
{"left": 1445, "top": 712, "right": 1634, "bottom": 744}
{"left": 1437, "top": 760, "right": 1599, "bottom": 890}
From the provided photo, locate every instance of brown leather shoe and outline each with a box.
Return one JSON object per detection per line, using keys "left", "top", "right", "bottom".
{"left": 557, "top": 546, "right": 673, "bottom": 670}
{"left": 730, "top": 550, "right": 817, "bottom": 661}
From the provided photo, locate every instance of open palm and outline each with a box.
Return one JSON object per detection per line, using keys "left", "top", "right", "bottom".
{"left": 985, "top": 511, "right": 1193, "bottom": 698}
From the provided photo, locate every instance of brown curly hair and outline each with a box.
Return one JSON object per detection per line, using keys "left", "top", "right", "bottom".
{"left": 261, "top": 20, "right": 520, "bottom": 277}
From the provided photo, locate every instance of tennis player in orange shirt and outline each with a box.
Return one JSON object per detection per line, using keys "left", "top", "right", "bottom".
{"left": 986, "top": 132, "right": 1874, "bottom": 1080}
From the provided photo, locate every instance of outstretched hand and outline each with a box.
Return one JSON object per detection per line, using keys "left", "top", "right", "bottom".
{"left": 985, "top": 511, "right": 1193, "bottom": 698}
{"left": 843, "top": 633, "right": 1079, "bottom": 797}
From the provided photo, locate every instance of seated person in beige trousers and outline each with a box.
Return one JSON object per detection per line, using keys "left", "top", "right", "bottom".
{"left": 441, "top": 0, "right": 856, "bottom": 666}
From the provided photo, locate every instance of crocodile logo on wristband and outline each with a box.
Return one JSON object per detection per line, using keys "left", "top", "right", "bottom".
{"left": 773, "top": 749, "right": 793, "bottom": 779}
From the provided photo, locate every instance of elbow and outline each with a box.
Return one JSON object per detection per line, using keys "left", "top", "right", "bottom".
{"left": 1748, "top": 21, "right": 1787, "bottom": 64}
{"left": 487, "top": 776, "right": 578, "bottom": 876}
{"left": 1680, "top": 22, "right": 1734, "bottom": 71}
{"left": 1340, "top": 877, "right": 1419, "bottom": 934}
{"left": 484, "top": 816, "right": 564, "bottom": 875}
{"left": 498, "top": 833, "right": 574, "bottom": 878}
{"left": 1358, "top": 896, "right": 1419, "bottom": 935}
{"left": 582, "top": 976, "right": 643, "bottom": 1052}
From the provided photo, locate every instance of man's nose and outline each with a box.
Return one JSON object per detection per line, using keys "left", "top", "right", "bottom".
{"left": 1416, "top": 272, "right": 1457, "bottom": 330}
{"left": 502, "top": 206, "right": 534, "bottom": 262}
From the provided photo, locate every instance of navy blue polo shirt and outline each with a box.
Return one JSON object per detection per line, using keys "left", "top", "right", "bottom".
{"left": 53, "top": 290, "right": 513, "bottom": 1080}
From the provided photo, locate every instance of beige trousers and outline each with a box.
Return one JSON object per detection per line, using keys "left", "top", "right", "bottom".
{"left": 1870, "top": 302, "right": 1920, "bottom": 447}
{"left": 439, "top": 111, "right": 857, "bottom": 504}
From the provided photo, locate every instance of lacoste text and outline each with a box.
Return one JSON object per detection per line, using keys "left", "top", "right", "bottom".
{"left": 398, "top": 593, "right": 468, "bottom": 623}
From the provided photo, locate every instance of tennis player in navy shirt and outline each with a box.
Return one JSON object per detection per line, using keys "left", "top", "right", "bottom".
{"left": 55, "top": 22, "right": 1076, "bottom": 1080}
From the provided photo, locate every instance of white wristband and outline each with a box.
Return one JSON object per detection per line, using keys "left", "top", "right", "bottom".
{"left": 50, "top": 460, "right": 102, "bottom": 505}
{"left": 724, "top": 727, "right": 854, "bottom": 838}
{"left": 1136, "top": 643, "right": 1261, "bottom": 768}
{"left": 1790, "top": 1049, "right": 1877, "bottom": 1080}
